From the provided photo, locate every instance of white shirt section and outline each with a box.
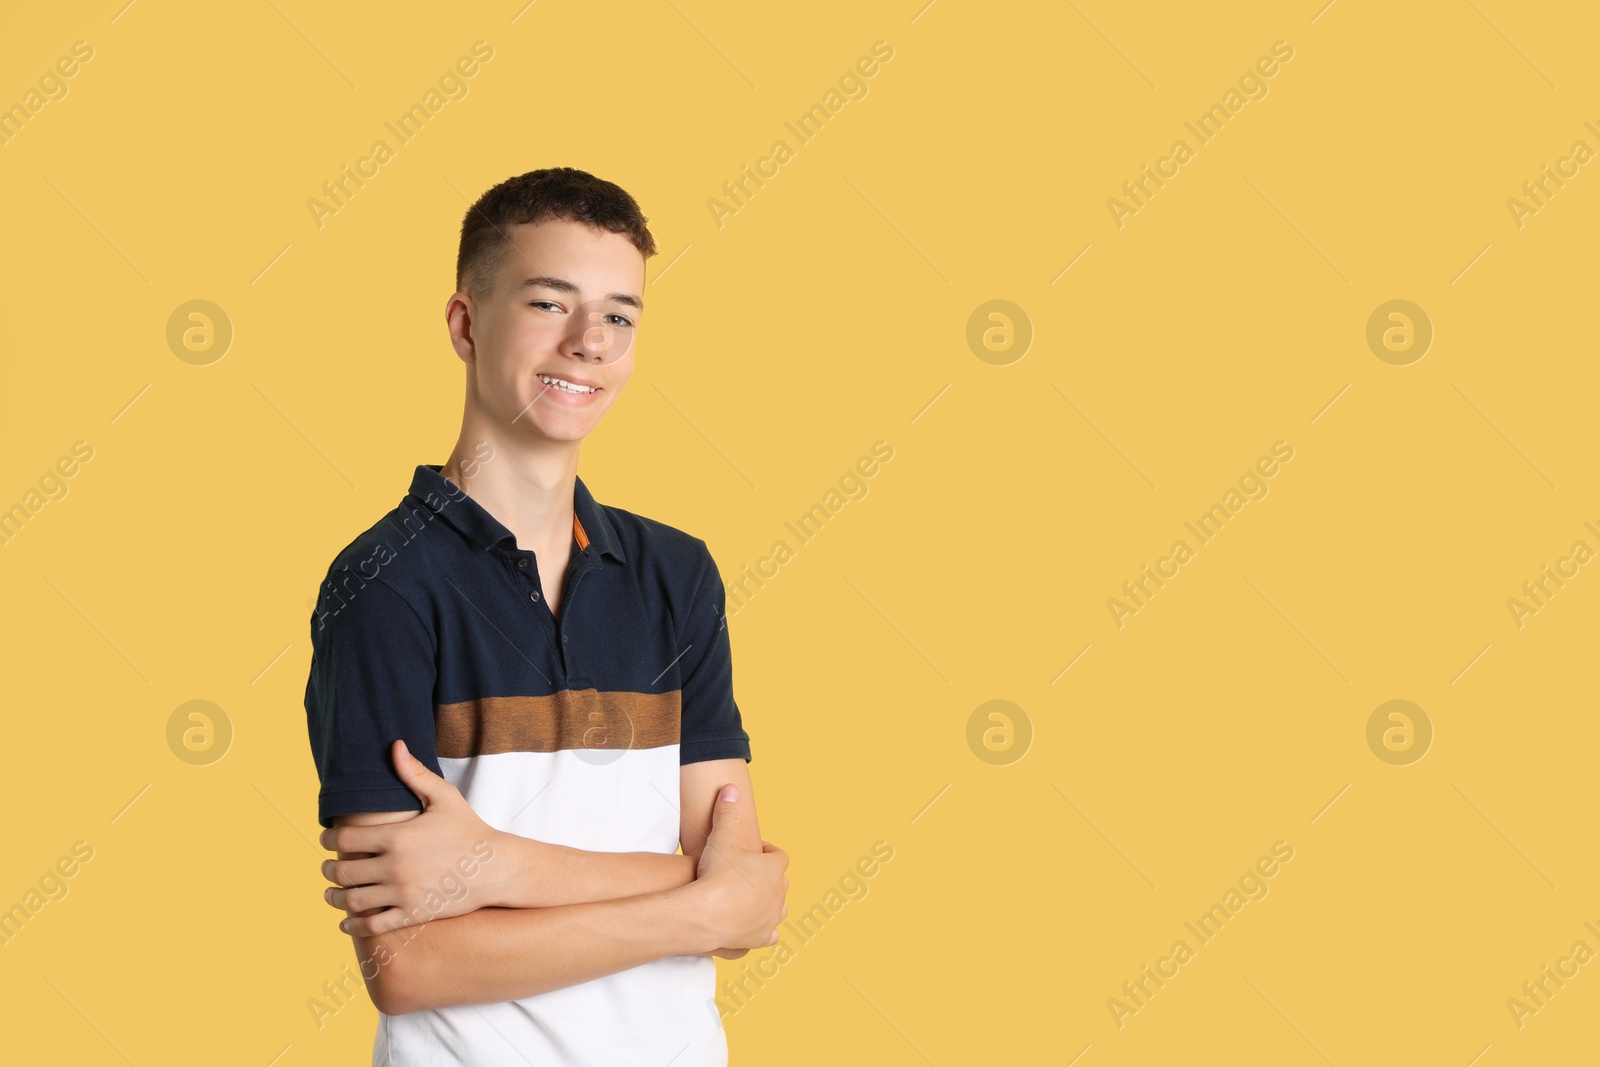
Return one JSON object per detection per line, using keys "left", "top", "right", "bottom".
{"left": 374, "top": 957, "right": 727, "bottom": 1067}
{"left": 371, "top": 745, "right": 727, "bottom": 1065}
{"left": 442, "top": 746, "right": 684, "bottom": 853}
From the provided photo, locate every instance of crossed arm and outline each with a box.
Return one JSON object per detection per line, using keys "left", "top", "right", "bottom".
{"left": 321, "top": 743, "right": 787, "bottom": 1015}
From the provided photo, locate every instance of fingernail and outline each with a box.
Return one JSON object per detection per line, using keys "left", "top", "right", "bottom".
{"left": 720, "top": 785, "right": 738, "bottom": 802}
{"left": 324, "top": 888, "right": 332, "bottom": 902}
{"left": 339, "top": 919, "right": 350, "bottom": 932}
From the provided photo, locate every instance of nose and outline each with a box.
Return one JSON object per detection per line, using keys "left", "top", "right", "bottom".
{"left": 578, "top": 312, "right": 629, "bottom": 364}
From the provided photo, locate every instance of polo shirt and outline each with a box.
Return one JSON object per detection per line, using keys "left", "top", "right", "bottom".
{"left": 302, "top": 463, "right": 750, "bottom": 1067}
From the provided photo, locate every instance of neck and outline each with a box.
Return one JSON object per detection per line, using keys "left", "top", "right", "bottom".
{"left": 440, "top": 417, "right": 582, "bottom": 553}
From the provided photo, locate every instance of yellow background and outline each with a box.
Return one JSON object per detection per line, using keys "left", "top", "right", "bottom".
{"left": 2, "top": 1, "right": 1596, "bottom": 1063}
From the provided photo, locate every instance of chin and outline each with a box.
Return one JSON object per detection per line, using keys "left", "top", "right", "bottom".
{"left": 528, "top": 413, "right": 601, "bottom": 442}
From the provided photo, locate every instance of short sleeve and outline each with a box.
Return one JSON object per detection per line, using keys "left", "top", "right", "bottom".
{"left": 678, "top": 546, "right": 752, "bottom": 765}
{"left": 303, "top": 570, "right": 442, "bottom": 827}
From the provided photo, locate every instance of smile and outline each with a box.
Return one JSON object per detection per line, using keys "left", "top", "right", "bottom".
{"left": 538, "top": 374, "right": 600, "bottom": 394}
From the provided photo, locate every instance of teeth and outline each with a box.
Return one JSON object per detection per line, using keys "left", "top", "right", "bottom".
{"left": 539, "top": 374, "right": 597, "bottom": 394}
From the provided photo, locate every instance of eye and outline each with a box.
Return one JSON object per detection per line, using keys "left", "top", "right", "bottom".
{"left": 602, "top": 313, "right": 634, "bottom": 329}
{"left": 529, "top": 300, "right": 563, "bottom": 312}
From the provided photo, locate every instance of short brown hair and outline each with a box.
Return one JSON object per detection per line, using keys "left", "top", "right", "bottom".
{"left": 455, "top": 167, "right": 658, "bottom": 300}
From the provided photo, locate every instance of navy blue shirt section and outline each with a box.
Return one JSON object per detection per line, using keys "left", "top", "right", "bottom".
{"left": 303, "top": 464, "right": 751, "bottom": 828}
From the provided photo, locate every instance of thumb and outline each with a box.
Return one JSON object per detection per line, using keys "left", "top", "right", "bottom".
{"left": 708, "top": 784, "right": 741, "bottom": 837}
{"left": 393, "top": 739, "right": 447, "bottom": 807}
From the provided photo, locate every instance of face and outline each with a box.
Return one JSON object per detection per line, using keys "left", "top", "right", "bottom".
{"left": 448, "top": 217, "right": 644, "bottom": 443}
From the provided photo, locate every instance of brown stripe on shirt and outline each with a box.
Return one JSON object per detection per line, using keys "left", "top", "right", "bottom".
{"left": 435, "top": 690, "right": 681, "bottom": 756}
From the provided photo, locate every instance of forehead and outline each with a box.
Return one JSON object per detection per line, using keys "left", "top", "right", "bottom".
{"left": 496, "top": 217, "right": 645, "bottom": 295}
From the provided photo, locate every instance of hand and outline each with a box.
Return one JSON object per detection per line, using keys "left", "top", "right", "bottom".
{"left": 699, "top": 838, "right": 789, "bottom": 959}
{"left": 319, "top": 739, "right": 509, "bottom": 937}
{"left": 688, "top": 785, "right": 788, "bottom": 953}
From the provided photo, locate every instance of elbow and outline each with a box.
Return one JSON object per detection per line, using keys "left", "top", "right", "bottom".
{"left": 368, "top": 982, "right": 407, "bottom": 1017}
{"left": 371, "top": 985, "right": 424, "bottom": 1017}
{"left": 357, "top": 932, "right": 429, "bottom": 1016}
{"left": 367, "top": 973, "right": 414, "bottom": 1017}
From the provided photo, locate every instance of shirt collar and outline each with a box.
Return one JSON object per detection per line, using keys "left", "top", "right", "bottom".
{"left": 406, "top": 464, "right": 625, "bottom": 563}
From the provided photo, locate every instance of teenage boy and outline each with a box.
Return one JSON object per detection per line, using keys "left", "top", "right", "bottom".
{"left": 303, "top": 167, "right": 788, "bottom": 1066}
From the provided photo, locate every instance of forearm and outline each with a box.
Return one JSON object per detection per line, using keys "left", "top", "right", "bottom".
{"left": 359, "top": 884, "right": 713, "bottom": 1013}
{"left": 493, "top": 832, "right": 697, "bottom": 908}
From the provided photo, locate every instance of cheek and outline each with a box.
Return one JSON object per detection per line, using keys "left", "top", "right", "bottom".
{"left": 505, "top": 318, "right": 553, "bottom": 357}
{"left": 589, "top": 381, "right": 622, "bottom": 413}
{"left": 485, "top": 323, "right": 556, "bottom": 380}
{"left": 604, "top": 361, "right": 634, "bottom": 399}
{"left": 491, "top": 307, "right": 560, "bottom": 352}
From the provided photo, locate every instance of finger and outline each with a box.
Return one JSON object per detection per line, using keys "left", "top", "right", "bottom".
{"left": 340, "top": 907, "right": 419, "bottom": 938}
{"left": 321, "top": 856, "right": 384, "bottom": 887}
{"left": 709, "top": 784, "right": 741, "bottom": 828}
{"left": 325, "top": 884, "right": 395, "bottom": 915}
{"left": 320, "top": 823, "right": 388, "bottom": 855}
{"left": 392, "top": 739, "right": 448, "bottom": 807}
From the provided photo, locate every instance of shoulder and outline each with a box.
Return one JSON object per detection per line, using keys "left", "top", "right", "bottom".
{"left": 603, "top": 499, "right": 707, "bottom": 558}
{"left": 594, "top": 499, "right": 719, "bottom": 604}
{"left": 311, "top": 498, "right": 449, "bottom": 625}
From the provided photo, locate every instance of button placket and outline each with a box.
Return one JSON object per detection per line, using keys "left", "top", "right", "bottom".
{"left": 509, "top": 553, "right": 545, "bottom": 606}
{"left": 556, "top": 552, "right": 592, "bottom": 671}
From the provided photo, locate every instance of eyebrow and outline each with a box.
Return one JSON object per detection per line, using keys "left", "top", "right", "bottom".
{"left": 517, "top": 275, "right": 643, "bottom": 312}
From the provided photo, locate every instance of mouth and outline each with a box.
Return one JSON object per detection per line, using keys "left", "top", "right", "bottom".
{"left": 537, "top": 373, "right": 601, "bottom": 395}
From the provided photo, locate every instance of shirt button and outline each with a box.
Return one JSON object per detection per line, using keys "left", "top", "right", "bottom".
{"left": 517, "top": 559, "right": 528, "bottom": 569}
{"left": 562, "top": 634, "right": 568, "bottom": 643}
{"left": 530, "top": 590, "right": 541, "bottom": 602}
